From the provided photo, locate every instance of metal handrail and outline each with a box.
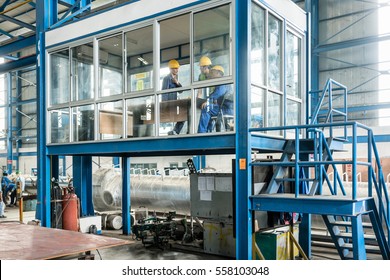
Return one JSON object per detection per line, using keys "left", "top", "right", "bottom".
{"left": 250, "top": 121, "right": 390, "bottom": 245}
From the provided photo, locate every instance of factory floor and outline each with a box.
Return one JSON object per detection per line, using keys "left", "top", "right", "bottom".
{"left": 0, "top": 207, "right": 383, "bottom": 260}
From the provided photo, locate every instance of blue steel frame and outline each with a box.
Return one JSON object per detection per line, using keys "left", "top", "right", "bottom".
{"left": 36, "top": 0, "right": 57, "bottom": 227}
{"left": 235, "top": 0, "right": 252, "bottom": 259}
{"left": 37, "top": 0, "right": 309, "bottom": 259}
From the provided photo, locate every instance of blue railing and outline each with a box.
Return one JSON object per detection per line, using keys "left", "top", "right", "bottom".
{"left": 250, "top": 121, "right": 390, "bottom": 242}
{"left": 309, "top": 78, "right": 348, "bottom": 140}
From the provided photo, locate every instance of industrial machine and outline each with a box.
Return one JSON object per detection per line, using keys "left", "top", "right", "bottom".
{"left": 92, "top": 167, "right": 235, "bottom": 257}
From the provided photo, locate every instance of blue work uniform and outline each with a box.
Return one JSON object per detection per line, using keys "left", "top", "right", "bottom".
{"left": 197, "top": 84, "right": 233, "bottom": 133}
{"left": 1, "top": 176, "right": 16, "bottom": 204}
{"left": 161, "top": 74, "right": 185, "bottom": 134}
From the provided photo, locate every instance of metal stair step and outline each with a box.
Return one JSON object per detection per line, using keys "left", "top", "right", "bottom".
{"left": 340, "top": 243, "right": 381, "bottom": 253}
{"left": 334, "top": 232, "right": 377, "bottom": 241}
{"left": 329, "top": 220, "right": 372, "bottom": 228}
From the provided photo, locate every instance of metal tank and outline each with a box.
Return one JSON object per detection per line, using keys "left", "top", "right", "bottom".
{"left": 92, "top": 168, "right": 190, "bottom": 215}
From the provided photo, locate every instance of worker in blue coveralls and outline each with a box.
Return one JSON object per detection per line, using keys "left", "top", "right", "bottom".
{"left": 1, "top": 171, "right": 16, "bottom": 207}
{"left": 197, "top": 65, "right": 233, "bottom": 133}
{"left": 161, "top": 59, "right": 185, "bottom": 135}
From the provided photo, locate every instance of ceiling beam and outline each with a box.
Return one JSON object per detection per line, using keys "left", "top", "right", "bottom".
{"left": 0, "top": 14, "right": 36, "bottom": 31}
{"left": 0, "top": 35, "right": 35, "bottom": 56}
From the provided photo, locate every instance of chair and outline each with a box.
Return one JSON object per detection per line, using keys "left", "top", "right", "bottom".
{"left": 209, "top": 93, "right": 234, "bottom": 132}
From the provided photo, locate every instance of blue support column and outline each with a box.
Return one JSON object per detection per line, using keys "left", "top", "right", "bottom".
{"left": 112, "top": 157, "right": 120, "bottom": 168}
{"left": 299, "top": 153, "right": 311, "bottom": 258}
{"left": 307, "top": 0, "right": 319, "bottom": 117}
{"left": 6, "top": 72, "right": 12, "bottom": 173}
{"left": 351, "top": 214, "right": 366, "bottom": 260}
{"left": 235, "top": 0, "right": 252, "bottom": 260}
{"left": 122, "top": 156, "right": 131, "bottom": 235}
{"left": 15, "top": 69, "right": 22, "bottom": 171}
{"left": 73, "top": 156, "right": 94, "bottom": 217}
{"left": 60, "top": 156, "right": 66, "bottom": 176}
{"left": 192, "top": 156, "right": 201, "bottom": 171}
{"left": 36, "top": 0, "right": 57, "bottom": 227}
{"left": 51, "top": 155, "right": 59, "bottom": 180}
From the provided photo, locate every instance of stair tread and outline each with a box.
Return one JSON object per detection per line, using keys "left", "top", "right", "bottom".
{"left": 330, "top": 221, "right": 372, "bottom": 228}
{"left": 334, "top": 232, "right": 377, "bottom": 240}
{"left": 340, "top": 243, "right": 380, "bottom": 250}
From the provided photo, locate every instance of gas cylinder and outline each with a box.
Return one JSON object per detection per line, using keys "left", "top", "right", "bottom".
{"left": 62, "top": 191, "right": 79, "bottom": 231}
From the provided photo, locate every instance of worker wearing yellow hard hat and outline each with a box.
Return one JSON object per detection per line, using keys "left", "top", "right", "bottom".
{"left": 162, "top": 59, "right": 185, "bottom": 135}
{"left": 198, "top": 56, "right": 212, "bottom": 81}
{"left": 198, "top": 65, "right": 233, "bottom": 133}
{"left": 167, "top": 59, "right": 180, "bottom": 69}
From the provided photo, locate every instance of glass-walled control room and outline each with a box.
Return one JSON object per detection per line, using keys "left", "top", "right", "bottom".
{"left": 47, "top": 1, "right": 305, "bottom": 144}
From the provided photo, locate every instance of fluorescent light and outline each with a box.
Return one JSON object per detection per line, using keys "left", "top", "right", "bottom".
{"left": 137, "top": 57, "right": 149, "bottom": 65}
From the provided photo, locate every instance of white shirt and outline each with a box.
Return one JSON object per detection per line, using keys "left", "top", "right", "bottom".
{"left": 16, "top": 176, "right": 26, "bottom": 192}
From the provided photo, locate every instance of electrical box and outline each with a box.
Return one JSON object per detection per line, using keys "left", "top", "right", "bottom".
{"left": 254, "top": 225, "right": 299, "bottom": 260}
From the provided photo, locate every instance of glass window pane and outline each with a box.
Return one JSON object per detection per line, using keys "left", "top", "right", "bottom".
{"left": 267, "top": 92, "right": 281, "bottom": 130}
{"left": 50, "top": 109, "right": 70, "bottom": 143}
{"left": 72, "top": 104, "right": 95, "bottom": 142}
{"left": 251, "top": 86, "right": 264, "bottom": 129}
{"left": 268, "top": 15, "right": 281, "bottom": 91}
{"left": 72, "top": 43, "right": 94, "bottom": 101}
{"left": 127, "top": 96, "right": 155, "bottom": 138}
{"left": 196, "top": 83, "right": 234, "bottom": 133}
{"left": 159, "top": 90, "right": 191, "bottom": 135}
{"left": 251, "top": 4, "right": 265, "bottom": 85}
{"left": 99, "top": 101, "right": 123, "bottom": 140}
{"left": 160, "top": 14, "right": 190, "bottom": 90}
{"left": 50, "top": 49, "right": 70, "bottom": 105}
{"left": 193, "top": 4, "right": 231, "bottom": 81}
{"left": 286, "top": 100, "right": 301, "bottom": 126}
{"left": 99, "top": 34, "right": 123, "bottom": 97}
{"left": 286, "top": 32, "right": 301, "bottom": 98}
{"left": 126, "top": 26, "right": 154, "bottom": 92}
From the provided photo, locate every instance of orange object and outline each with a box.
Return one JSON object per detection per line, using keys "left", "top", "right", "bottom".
{"left": 62, "top": 192, "right": 79, "bottom": 231}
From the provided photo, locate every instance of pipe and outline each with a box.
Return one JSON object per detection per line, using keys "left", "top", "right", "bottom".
{"left": 92, "top": 168, "right": 190, "bottom": 215}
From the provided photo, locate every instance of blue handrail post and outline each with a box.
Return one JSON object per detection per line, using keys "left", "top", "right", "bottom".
{"left": 295, "top": 128, "right": 299, "bottom": 198}
{"left": 318, "top": 131, "right": 323, "bottom": 195}
{"left": 352, "top": 123, "right": 357, "bottom": 200}
{"left": 368, "top": 130, "right": 373, "bottom": 198}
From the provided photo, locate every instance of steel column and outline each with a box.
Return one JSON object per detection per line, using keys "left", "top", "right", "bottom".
{"left": 72, "top": 156, "right": 94, "bottom": 216}
{"left": 235, "top": 0, "right": 252, "bottom": 260}
{"left": 36, "top": 0, "right": 56, "bottom": 227}
{"left": 112, "top": 157, "right": 120, "bottom": 168}
{"left": 51, "top": 155, "right": 59, "bottom": 180}
{"left": 6, "top": 72, "right": 12, "bottom": 173}
{"left": 15, "top": 69, "right": 22, "bottom": 171}
{"left": 351, "top": 214, "right": 367, "bottom": 260}
{"left": 122, "top": 156, "right": 131, "bottom": 235}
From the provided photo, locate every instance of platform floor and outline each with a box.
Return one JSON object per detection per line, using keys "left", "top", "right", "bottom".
{"left": 0, "top": 207, "right": 382, "bottom": 260}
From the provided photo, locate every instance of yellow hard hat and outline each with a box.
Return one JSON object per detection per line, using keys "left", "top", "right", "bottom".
{"left": 199, "top": 56, "right": 212, "bottom": 67}
{"left": 168, "top": 59, "right": 180, "bottom": 69}
{"left": 211, "top": 65, "right": 224, "bottom": 74}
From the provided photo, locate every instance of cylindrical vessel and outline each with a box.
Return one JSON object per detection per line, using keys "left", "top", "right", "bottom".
{"left": 92, "top": 168, "right": 190, "bottom": 214}
{"left": 62, "top": 192, "right": 79, "bottom": 231}
{"left": 106, "top": 214, "right": 123, "bottom": 230}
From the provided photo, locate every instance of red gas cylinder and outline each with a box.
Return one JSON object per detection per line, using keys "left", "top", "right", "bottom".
{"left": 62, "top": 192, "right": 79, "bottom": 231}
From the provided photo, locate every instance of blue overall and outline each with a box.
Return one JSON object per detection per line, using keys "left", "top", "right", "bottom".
{"left": 197, "top": 84, "right": 233, "bottom": 133}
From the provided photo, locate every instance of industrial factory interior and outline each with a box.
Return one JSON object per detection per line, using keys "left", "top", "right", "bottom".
{"left": 1, "top": 0, "right": 390, "bottom": 264}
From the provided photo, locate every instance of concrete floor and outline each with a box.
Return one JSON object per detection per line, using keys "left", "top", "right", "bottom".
{"left": 0, "top": 206, "right": 383, "bottom": 260}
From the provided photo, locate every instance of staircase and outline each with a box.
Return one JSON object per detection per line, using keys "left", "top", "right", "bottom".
{"left": 249, "top": 79, "right": 390, "bottom": 260}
